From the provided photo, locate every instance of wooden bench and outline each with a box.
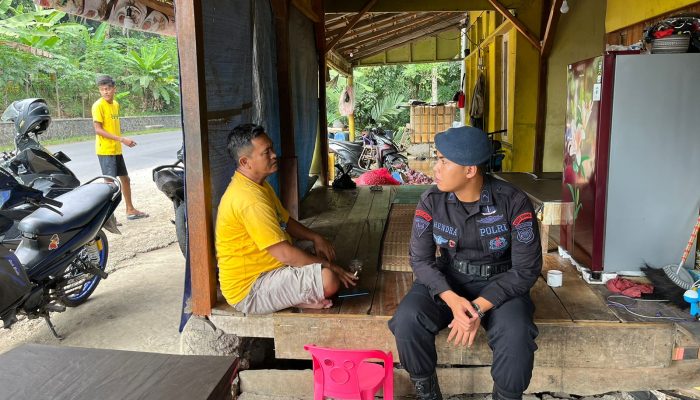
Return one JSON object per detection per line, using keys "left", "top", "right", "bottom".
{"left": 209, "top": 186, "right": 700, "bottom": 397}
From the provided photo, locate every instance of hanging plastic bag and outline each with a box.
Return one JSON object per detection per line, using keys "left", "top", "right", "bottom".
{"left": 339, "top": 86, "right": 354, "bottom": 116}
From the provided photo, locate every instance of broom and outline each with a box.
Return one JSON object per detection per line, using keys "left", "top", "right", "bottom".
{"left": 641, "top": 215, "right": 700, "bottom": 309}
{"left": 662, "top": 215, "right": 700, "bottom": 290}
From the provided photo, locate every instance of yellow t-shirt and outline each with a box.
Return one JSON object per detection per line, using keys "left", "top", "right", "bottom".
{"left": 216, "top": 172, "right": 291, "bottom": 305}
{"left": 91, "top": 98, "right": 122, "bottom": 155}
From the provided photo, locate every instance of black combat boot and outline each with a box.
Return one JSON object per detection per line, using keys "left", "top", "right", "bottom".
{"left": 492, "top": 384, "right": 522, "bottom": 400}
{"left": 410, "top": 372, "right": 443, "bottom": 400}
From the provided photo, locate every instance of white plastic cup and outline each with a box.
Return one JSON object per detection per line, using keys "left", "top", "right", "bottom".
{"left": 547, "top": 270, "right": 563, "bottom": 287}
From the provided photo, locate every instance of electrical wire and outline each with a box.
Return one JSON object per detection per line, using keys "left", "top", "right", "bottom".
{"left": 605, "top": 295, "right": 690, "bottom": 321}
{"left": 463, "top": 11, "right": 485, "bottom": 48}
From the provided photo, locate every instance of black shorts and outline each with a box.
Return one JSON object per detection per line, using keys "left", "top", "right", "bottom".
{"left": 97, "top": 155, "right": 128, "bottom": 177}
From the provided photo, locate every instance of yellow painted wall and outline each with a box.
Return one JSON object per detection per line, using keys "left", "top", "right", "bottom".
{"left": 542, "top": 0, "right": 606, "bottom": 171}
{"left": 464, "top": 1, "right": 543, "bottom": 172}
{"left": 606, "top": 0, "right": 700, "bottom": 33}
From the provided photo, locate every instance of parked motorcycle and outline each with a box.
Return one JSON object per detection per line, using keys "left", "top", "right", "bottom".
{"left": 1, "top": 98, "right": 80, "bottom": 198}
{"left": 152, "top": 146, "right": 186, "bottom": 256}
{"left": 0, "top": 99, "right": 83, "bottom": 250}
{"left": 0, "top": 168, "right": 122, "bottom": 339}
{"left": 328, "top": 127, "right": 407, "bottom": 177}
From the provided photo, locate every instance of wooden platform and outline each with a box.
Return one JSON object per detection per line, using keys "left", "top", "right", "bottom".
{"left": 210, "top": 185, "right": 700, "bottom": 396}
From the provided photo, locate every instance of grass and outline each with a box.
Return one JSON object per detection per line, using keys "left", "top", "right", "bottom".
{"left": 0, "top": 127, "right": 178, "bottom": 152}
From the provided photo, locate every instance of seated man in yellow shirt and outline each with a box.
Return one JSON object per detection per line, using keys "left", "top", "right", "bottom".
{"left": 216, "top": 124, "right": 357, "bottom": 314}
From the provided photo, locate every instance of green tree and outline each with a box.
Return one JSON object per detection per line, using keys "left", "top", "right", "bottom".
{"left": 123, "top": 39, "right": 179, "bottom": 112}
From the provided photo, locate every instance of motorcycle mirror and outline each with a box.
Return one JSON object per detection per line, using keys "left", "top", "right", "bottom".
{"left": 52, "top": 151, "right": 72, "bottom": 163}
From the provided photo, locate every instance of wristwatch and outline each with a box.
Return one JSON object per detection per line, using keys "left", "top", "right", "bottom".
{"left": 471, "top": 302, "right": 485, "bottom": 319}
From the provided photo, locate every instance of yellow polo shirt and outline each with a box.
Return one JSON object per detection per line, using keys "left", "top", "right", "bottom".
{"left": 91, "top": 98, "right": 122, "bottom": 155}
{"left": 216, "top": 172, "right": 291, "bottom": 305}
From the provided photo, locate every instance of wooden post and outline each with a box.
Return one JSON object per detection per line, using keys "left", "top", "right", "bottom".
{"left": 534, "top": 0, "right": 562, "bottom": 173}
{"left": 313, "top": 0, "right": 329, "bottom": 186}
{"left": 175, "top": 0, "right": 216, "bottom": 316}
{"left": 271, "top": 0, "right": 300, "bottom": 219}
{"left": 347, "top": 75, "right": 355, "bottom": 141}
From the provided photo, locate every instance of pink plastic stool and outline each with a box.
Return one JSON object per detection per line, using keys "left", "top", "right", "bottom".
{"left": 304, "top": 344, "right": 394, "bottom": 400}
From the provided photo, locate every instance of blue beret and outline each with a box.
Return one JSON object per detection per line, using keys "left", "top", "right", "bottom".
{"left": 434, "top": 126, "right": 491, "bottom": 166}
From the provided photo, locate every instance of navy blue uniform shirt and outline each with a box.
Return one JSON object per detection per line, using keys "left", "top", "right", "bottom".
{"left": 409, "top": 175, "right": 543, "bottom": 307}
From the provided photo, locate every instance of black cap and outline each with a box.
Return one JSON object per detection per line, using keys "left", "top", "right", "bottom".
{"left": 434, "top": 126, "right": 491, "bottom": 166}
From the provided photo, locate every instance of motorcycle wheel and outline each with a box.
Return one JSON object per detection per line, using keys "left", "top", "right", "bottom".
{"left": 175, "top": 203, "right": 187, "bottom": 257}
{"left": 59, "top": 230, "right": 109, "bottom": 307}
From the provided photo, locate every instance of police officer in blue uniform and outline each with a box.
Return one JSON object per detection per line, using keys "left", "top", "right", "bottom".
{"left": 389, "top": 126, "right": 542, "bottom": 400}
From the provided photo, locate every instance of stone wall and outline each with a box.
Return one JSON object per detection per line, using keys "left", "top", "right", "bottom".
{"left": 0, "top": 115, "right": 181, "bottom": 147}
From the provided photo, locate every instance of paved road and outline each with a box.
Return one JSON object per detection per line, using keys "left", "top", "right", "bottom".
{"left": 47, "top": 130, "right": 183, "bottom": 182}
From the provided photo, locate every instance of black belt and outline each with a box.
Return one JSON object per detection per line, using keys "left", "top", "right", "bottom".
{"left": 451, "top": 259, "right": 511, "bottom": 278}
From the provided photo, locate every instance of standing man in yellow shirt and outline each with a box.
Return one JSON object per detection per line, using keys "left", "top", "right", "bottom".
{"left": 91, "top": 75, "right": 148, "bottom": 220}
{"left": 216, "top": 123, "right": 357, "bottom": 314}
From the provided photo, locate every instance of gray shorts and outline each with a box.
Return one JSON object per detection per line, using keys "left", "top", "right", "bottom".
{"left": 97, "top": 155, "right": 128, "bottom": 177}
{"left": 233, "top": 263, "right": 325, "bottom": 315}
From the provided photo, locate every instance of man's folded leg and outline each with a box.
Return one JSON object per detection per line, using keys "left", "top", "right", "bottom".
{"left": 233, "top": 263, "right": 326, "bottom": 315}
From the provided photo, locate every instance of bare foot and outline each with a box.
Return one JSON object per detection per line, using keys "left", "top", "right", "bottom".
{"left": 297, "top": 299, "right": 333, "bottom": 309}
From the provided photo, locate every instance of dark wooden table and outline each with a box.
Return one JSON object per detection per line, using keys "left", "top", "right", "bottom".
{"left": 0, "top": 344, "right": 237, "bottom": 400}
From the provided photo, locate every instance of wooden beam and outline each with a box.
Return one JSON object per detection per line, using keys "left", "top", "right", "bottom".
{"left": 291, "top": 0, "right": 319, "bottom": 23}
{"left": 324, "top": 0, "right": 379, "bottom": 54}
{"left": 480, "top": 19, "right": 513, "bottom": 47}
{"left": 141, "top": 0, "right": 175, "bottom": 17}
{"left": 335, "top": 13, "right": 447, "bottom": 52}
{"left": 540, "top": 0, "right": 562, "bottom": 58}
{"left": 325, "top": 13, "right": 398, "bottom": 39}
{"left": 487, "top": 0, "right": 541, "bottom": 52}
{"left": 175, "top": 0, "right": 216, "bottom": 316}
{"left": 351, "top": 14, "right": 464, "bottom": 60}
{"left": 326, "top": 50, "right": 353, "bottom": 76}
{"left": 324, "top": 0, "right": 527, "bottom": 13}
{"left": 313, "top": 0, "right": 329, "bottom": 186}
{"left": 271, "top": 0, "right": 300, "bottom": 219}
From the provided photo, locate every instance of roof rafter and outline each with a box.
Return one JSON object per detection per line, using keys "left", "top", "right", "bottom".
{"left": 324, "top": 0, "right": 379, "bottom": 54}
{"left": 335, "top": 12, "right": 453, "bottom": 51}
{"left": 350, "top": 14, "right": 464, "bottom": 60}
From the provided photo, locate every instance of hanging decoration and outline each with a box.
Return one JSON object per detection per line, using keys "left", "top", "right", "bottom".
{"left": 34, "top": 0, "right": 176, "bottom": 36}
{"left": 339, "top": 86, "right": 354, "bottom": 116}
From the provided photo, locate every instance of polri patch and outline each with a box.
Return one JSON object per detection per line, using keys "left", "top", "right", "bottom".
{"left": 480, "top": 224, "right": 508, "bottom": 237}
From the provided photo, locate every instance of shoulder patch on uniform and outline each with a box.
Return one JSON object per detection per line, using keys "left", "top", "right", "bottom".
{"left": 513, "top": 212, "right": 533, "bottom": 227}
{"left": 415, "top": 209, "right": 432, "bottom": 222}
{"left": 514, "top": 221, "right": 535, "bottom": 244}
{"left": 413, "top": 217, "right": 431, "bottom": 238}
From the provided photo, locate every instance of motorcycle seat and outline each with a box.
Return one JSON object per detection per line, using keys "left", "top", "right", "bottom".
{"left": 18, "top": 183, "right": 115, "bottom": 236}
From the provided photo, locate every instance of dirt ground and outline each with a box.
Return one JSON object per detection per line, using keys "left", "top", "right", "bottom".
{"left": 0, "top": 168, "right": 185, "bottom": 354}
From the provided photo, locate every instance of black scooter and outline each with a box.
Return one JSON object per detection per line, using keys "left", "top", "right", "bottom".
{"left": 152, "top": 146, "right": 186, "bottom": 256}
{"left": 0, "top": 168, "right": 122, "bottom": 339}
{"left": 0, "top": 99, "right": 83, "bottom": 249}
